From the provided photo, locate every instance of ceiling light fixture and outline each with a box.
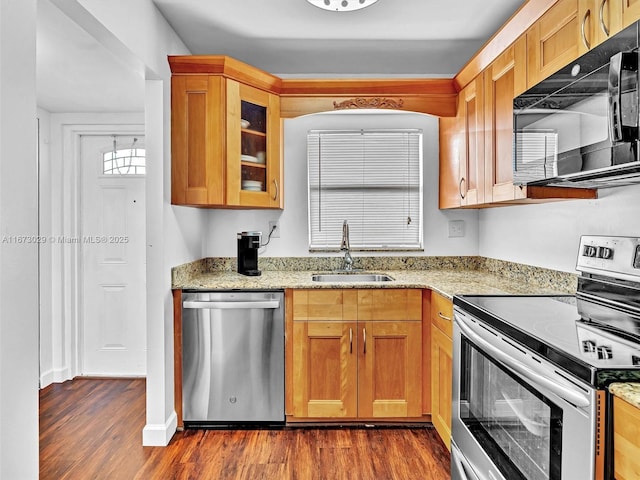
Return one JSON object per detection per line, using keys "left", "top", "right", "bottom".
{"left": 306, "top": 0, "right": 380, "bottom": 12}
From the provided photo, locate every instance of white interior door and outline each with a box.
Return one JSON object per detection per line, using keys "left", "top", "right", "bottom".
{"left": 80, "top": 134, "right": 146, "bottom": 376}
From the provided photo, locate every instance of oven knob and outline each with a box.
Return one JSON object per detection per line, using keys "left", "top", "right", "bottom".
{"left": 582, "top": 340, "right": 597, "bottom": 353}
{"left": 598, "top": 247, "right": 614, "bottom": 259}
{"left": 632, "top": 355, "right": 640, "bottom": 366}
{"left": 597, "top": 345, "right": 613, "bottom": 360}
{"left": 584, "top": 246, "right": 598, "bottom": 257}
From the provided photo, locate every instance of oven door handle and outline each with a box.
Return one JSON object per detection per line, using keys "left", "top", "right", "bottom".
{"left": 451, "top": 442, "right": 483, "bottom": 480}
{"left": 456, "top": 315, "right": 591, "bottom": 408}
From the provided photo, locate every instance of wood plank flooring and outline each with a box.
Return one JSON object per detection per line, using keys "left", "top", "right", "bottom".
{"left": 40, "top": 378, "right": 451, "bottom": 480}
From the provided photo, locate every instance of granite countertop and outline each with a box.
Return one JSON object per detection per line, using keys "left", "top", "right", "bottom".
{"left": 609, "top": 382, "right": 640, "bottom": 409}
{"left": 172, "top": 256, "right": 577, "bottom": 298}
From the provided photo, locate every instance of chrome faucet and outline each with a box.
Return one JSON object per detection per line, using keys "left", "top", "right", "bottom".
{"left": 340, "top": 220, "right": 354, "bottom": 271}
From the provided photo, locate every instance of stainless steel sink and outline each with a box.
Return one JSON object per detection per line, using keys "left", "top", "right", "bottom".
{"left": 311, "top": 273, "right": 394, "bottom": 283}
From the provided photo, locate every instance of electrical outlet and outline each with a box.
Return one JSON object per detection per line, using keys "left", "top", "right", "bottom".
{"left": 268, "top": 221, "right": 280, "bottom": 238}
{"left": 448, "top": 220, "right": 465, "bottom": 238}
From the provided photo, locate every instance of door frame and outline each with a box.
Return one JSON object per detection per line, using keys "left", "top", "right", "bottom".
{"left": 49, "top": 122, "right": 144, "bottom": 381}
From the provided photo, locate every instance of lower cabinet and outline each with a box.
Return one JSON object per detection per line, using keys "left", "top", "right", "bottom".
{"left": 614, "top": 395, "right": 640, "bottom": 479}
{"left": 430, "top": 291, "right": 453, "bottom": 450}
{"left": 289, "top": 289, "right": 423, "bottom": 421}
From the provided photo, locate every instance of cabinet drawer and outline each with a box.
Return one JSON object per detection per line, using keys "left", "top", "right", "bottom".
{"left": 431, "top": 291, "right": 453, "bottom": 338}
{"left": 358, "top": 289, "right": 422, "bottom": 321}
{"left": 292, "top": 289, "right": 357, "bottom": 321}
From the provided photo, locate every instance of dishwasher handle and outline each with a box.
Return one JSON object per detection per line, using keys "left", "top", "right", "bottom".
{"left": 183, "top": 300, "right": 280, "bottom": 310}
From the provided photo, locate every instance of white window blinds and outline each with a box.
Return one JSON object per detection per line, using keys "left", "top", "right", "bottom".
{"left": 308, "top": 129, "right": 423, "bottom": 251}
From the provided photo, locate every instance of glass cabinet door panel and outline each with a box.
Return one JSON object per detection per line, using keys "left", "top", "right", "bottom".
{"left": 240, "top": 100, "right": 267, "bottom": 192}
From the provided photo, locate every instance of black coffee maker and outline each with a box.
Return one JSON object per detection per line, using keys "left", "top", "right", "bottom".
{"left": 237, "top": 231, "right": 262, "bottom": 276}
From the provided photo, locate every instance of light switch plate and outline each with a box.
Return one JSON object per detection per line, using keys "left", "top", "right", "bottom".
{"left": 448, "top": 220, "right": 465, "bottom": 238}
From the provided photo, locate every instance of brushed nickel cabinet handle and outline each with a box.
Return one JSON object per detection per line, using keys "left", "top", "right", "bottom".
{"left": 438, "top": 311, "right": 452, "bottom": 322}
{"left": 349, "top": 328, "right": 353, "bottom": 354}
{"left": 459, "top": 177, "right": 466, "bottom": 200}
{"left": 582, "top": 9, "right": 591, "bottom": 50}
{"left": 599, "top": 0, "right": 609, "bottom": 36}
{"left": 363, "top": 328, "right": 367, "bottom": 354}
{"left": 272, "top": 179, "right": 279, "bottom": 201}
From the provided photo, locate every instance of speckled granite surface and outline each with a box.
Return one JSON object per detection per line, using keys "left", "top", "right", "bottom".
{"left": 172, "top": 256, "right": 578, "bottom": 297}
{"left": 609, "top": 383, "right": 640, "bottom": 409}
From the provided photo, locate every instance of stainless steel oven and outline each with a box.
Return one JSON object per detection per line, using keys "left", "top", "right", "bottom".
{"left": 452, "top": 306, "right": 598, "bottom": 480}
{"left": 452, "top": 235, "right": 640, "bottom": 480}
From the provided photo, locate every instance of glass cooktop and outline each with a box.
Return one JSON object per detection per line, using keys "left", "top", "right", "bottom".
{"left": 453, "top": 294, "right": 640, "bottom": 387}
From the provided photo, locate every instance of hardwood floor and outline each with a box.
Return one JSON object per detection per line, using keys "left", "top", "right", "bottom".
{"left": 40, "top": 378, "right": 451, "bottom": 479}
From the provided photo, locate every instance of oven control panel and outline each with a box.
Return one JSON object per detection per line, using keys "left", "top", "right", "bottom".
{"left": 577, "top": 236, "right": 640, "bottom": 282}
{"left": 577, "top": 321, "right": 640, "bottom": 364}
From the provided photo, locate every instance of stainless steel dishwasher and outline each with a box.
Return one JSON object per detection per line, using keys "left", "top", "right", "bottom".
{"left": 181, "top": 290, "right": 284, "bottom": 426}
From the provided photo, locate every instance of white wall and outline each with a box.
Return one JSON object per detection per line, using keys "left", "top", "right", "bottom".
{"left": 0, "top": 1, "right": 39, "bottom": 478}
{"left": 479, "top": 184, "right": 640, "bottom": 272}
{"left": 205, "top": 111, "right": 479, "bottom": 258}
{"left": 44, "top": 0, "right": 204, "bottom": 446}
{"left": 38, "top": 108, "right": 54, "bottom": 388}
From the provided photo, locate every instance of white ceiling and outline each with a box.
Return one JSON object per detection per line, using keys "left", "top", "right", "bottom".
{"left": 152, "top": 0, "right": 524, "bottom": 76}
{"left": 36, "top": 0, "right": 525, "bottom": 112}
{"left": 36, "top": 0, "right": 145, "bottom": 113}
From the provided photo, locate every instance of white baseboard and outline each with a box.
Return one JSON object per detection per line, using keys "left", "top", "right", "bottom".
{"left": 142, "top": 411, "right": 177, "bottom": 446}
{"left": 52, "top": 366, "right": 72, "bottom": 384}
{"left": 40, "top": 369, "right": 55, "bottom": 388}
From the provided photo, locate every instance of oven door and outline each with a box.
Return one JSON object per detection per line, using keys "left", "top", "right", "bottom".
{"left": 452, "top": 308, "right": 597, "bottom": 480}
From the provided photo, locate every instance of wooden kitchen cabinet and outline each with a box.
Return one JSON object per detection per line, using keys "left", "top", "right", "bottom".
{"left": 430, "top": 291, "right": 453, "bottom": 450}
{"left": 289, "top": 289, "right": 423, "bottom": 421}
{"left": 440, "top": 15, "right": 597, "bottom": 209}
{"left": 459, "top": 76, "right": 485, "bottom": 206}
{"left": 622, "top": 0, "right": 640, "bottom": 28}
{"left": 438, "top": 102, "right": 463, "bottom": 209}
{"left": 613, "top": 395, "right": 640, "bottom": 479}
{"left": 169, "top": 56, "right": 283, "bottom": 208}
{"left": 527, "top": 0, "right": 583, "bottom": 87}
{"left": 439, "top": 75, "right": 485, "bottom": 208}
{"left": 484, "top": 36, "right": 528, "bottom": 203}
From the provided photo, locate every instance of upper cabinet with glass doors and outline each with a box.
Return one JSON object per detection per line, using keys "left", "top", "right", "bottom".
{"left": 169, "top": 56, "right": 283, "bottom": 209}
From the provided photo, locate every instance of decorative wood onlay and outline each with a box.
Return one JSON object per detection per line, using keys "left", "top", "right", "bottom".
{"left": 333, "top": 97, "right": 405, "bottom": 110}
{"left": 279, "top": 78, "right": 457, "bottom": 118}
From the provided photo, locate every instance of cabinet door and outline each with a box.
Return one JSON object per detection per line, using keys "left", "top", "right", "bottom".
{"left": 460, "top": 76, "right": 484, "bottom": 206}
{"left": 171, "top": 75, "right": 225, "bottom": 206}
{"left": 622, "top": 0, "right": 640, "bottom": 27}
{"left": 484, "top": 37, "right": 527, "bottom": 203}
{"left": 527, "top": 0, "right": 581, "bottom": 87}
{"left": 431, "top": 325, "right": 452, "bottom": 451}
{"left": 226, "top": 80, "right": 282, "bottom": 208}
{"left": 614, "top": 395, "right": 640, "bottom": 480}
{"left": 358, "top": 321, "right": 422, "bottom": 418}
{"left": 292, "top": 321, "right": 358, "bottom": 418}
{"left": 438, "top": 108, "right": 463, "bottom": 209}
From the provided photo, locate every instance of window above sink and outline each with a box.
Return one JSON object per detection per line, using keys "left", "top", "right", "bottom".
{"left": 307, "top": 129, "right": 424, "bottom": 252}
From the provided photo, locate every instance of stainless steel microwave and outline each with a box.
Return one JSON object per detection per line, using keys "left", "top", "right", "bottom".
{"left": 513, "top": 21, "right": 640, "bottom": 188}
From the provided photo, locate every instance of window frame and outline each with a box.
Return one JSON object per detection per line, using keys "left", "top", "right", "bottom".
{"left": 307, "top": 128, "right": 424, "bottom": 252}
